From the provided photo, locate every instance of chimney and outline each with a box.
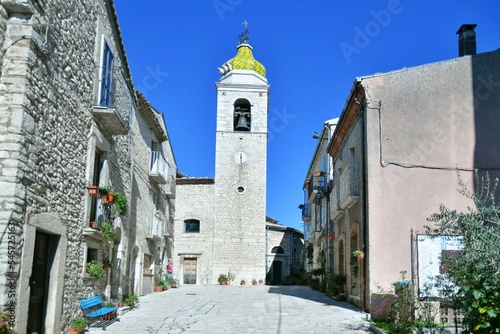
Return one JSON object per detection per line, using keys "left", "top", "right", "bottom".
{"left": 456, "top": 24, "right": 477, "bottom": 57}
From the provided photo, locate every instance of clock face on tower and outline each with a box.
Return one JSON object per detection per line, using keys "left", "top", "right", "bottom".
{"left": 233, "top": 151, "right": 248, "bottom": 165}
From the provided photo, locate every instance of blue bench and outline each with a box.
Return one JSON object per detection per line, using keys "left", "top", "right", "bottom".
{"left": 79, "top": 295, "right": 119, "bottom": 329}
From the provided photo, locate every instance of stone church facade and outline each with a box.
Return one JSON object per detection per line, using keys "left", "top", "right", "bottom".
{"left": 0, "top": 1, "right": 176, "bottom": 333}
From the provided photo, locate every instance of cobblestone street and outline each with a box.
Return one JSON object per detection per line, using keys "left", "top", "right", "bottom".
{"left": 88, "top": 285, "right": 372, "bottom": 334}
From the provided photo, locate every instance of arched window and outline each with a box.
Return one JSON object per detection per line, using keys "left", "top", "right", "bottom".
{"left": 271, "top": 246, "right": 285, "bottom": 254}
{"left": 233, "top": 98, "right": 251, "bottom": 131}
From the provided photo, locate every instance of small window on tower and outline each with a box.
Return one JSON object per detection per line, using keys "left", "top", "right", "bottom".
{"left": 184, "top": 219, "right": 200, "bottom": 233}
{"left": 234, "top": 98, "right": 251, "bottom": 131}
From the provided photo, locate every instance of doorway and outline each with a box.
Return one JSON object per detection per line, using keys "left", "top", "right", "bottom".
{"left": 27, "top": 231, "right": 55, "bottom": 334}
{"left": 272, "top": 261, "right": 282, "bottom": 284}
{"left": 183, "top": 258, "right": 197, "bottom": 284}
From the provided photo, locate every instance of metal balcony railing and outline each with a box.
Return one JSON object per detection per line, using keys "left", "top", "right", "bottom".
{"left": 149, "top": 151, "right": 169, "bottom": 184}
{"left": 165, "top": 174, "right": 176, "bottom": 198}
{"left": 339, "top": 164, "right": 359, "bottom": 209}
{"left": 153, "top": 212, "right": 163, "bottom": 237}
{"left": 330, "top": 185, "right": 344, "bottom": 221}
{"left": 301, "top": 203, "right": 311, "bottom": 222}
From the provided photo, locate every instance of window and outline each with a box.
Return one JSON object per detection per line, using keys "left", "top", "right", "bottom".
{"left": 147, "top": 191, "right": 159, "bottom": 235}
{"left": 184, "top": 219, "right": 200, "bottom": 233}
{"left": 89, "top": 149, "right": 102, "bottom": 225}
{"left": 86, "top": 248, "right": 98, "bottom": 263}
{"left": 98, "top": 38, "right": 114, "bottom": 107}
{"left": 233, "top": 98, "right": 251, "bottom": 131}
{"left": 271, "top": 246, "right": 285, "bottom": 254}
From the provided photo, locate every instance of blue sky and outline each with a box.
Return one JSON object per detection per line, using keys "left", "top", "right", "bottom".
{"left": 114, "top": 1, "right": 500, "bottom": 231}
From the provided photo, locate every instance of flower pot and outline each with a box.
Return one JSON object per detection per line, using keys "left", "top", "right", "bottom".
{"left": 69, "top": 328, "right": 85, "bottom": 334}
{"left": 103, "top": 262, "right": 110, "bottom": 270}
{"left": 336, "top": 294, "right": 346, "bottom": 301}
{"left": 101, "top": 195, "right": 109, "bottom": 204}
{"left": 107, "top": 193, "right": 115, "bottom": 203}
{"left": 155, "top": 285, "right": 163, "bottom": 292}
{"left": 88, "top": 186, "right": 98, "bottom": 198}
{"left": 220, "top": 281, "right": 226, "bottom": 285}
{"left": 357, "top": 253, "right": 364, "bottom": 260}
{"left": 90, "top": 221, "right": 97, "bottom": 229}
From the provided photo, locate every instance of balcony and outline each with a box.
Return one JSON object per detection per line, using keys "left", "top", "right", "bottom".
{"left": 301, "top": 203, "right": 311, "bottom": 222}
{"left": 340, "top": 164, "right": 359, "bottom": 209}
{"left": 92, "top": 106, "right": 128, "bottom": 135}
{"left": 308, "top": 173, "right": 325, "bottom": 202}
{"left": 146, "top": 212, "right": 163, "bottom": 241}
{"left": 330, "top": 186, "right": 344, "bottom": 221}
{"left": 149, "top": 151, "right": 169, "bottom": 184}
{"left": 164, "top": 174, "right": 176, "bottom": 199}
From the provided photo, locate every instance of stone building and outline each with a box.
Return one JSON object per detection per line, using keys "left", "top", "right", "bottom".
{"left": 300, "top": 119, "right": 338, "bottom": 278}
{"left": 174, "top": 29, "right": 303, "bottom": 285}
{"left": 301, "top": 24, "right": 500, "bottom": 313}
{"left": 0, "top": 0, "right": 175, "bottom": 333}
{"left": 265, "top": 217, "right": 304, "bottom": 285}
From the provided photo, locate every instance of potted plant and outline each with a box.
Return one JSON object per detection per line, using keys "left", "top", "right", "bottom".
{"left": 123, "top": 294, "right": 138, "bottom": 307}
{"left": 90, "top": 221, "right": 98, "bottom": 229}
{"left": 113, "top": 192, "right": 128, "bottom": 216}
{"left": 69, "top": 317, "right": 87, "bottom": 334}
{"left": 155, "top": 266, "right": 165, "bottom": 291}
{"left": 353, "top": 250, "right": 364, "bottom": 260}
{"left": 101, "top": 222, "right": 116, "bottom": 241}
{"left": 166, "top": 278, "right": 176, "bottom": 288}
{"left": 155, "top": 281, "right": 165, "bottom": 292}
{"left": 103, "top": 260, "right": 114, "bottom": 270}
{"left": 333, "top": 274, "right": 347, "bottom": 300}
{"left": 240, "top": 279, "right": 246, "bottom": 285}
{"left": 99, "top": 187, "right": 111, "bottom": 204}
{"left": 86, "top": 261, "right": 105, "bottom": 279}
{"left": 350, "top": 255, "right": 359, "bottom": 278}
{"left": 0, "top": 311, "right": 18, "bottom": 334}
{"left": 107, "top": 191, "right": 115, "bottom": 203}
{"left": 266, "top": 273, "right": 272, "bottom": 285}
{"left": 226, "top": 272, "right": 235, "bottom": 285}
{"left": 252, "top": 279, "right": 257, "bottom": 285}
{"left": 218, "top": 274, "right": 227, "bottom": 285}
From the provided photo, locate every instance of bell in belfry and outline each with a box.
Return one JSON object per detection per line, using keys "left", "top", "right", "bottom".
{"left": 235, "top": 114, "right": 250, "bottom": 131}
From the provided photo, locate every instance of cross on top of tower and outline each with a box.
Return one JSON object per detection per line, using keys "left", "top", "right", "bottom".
{"left": 238, "top": 20, "right": 250, "bottom": 44}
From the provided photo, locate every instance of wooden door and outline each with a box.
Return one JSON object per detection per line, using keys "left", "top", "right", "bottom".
{"left": 27, "top": 231, "right": 50, "bottom": 334}
{"left": 183, "top": 258, "right": 197, "bottom": 284}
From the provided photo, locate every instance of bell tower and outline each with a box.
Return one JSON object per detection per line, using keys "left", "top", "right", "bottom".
{"left": 213, "top": 22, "right": 270, "bottom": 283}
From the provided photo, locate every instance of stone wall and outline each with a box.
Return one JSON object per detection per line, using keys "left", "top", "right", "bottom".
{"left": 0, "top": 0, "right": 168, "bottom": 332}
{"left": 174, "top": 181, "right": 215, "bottom": 284}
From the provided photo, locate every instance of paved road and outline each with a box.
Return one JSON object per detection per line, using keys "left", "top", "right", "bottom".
{"left": 88, "top": 285, "right": 372, "bottom": 334}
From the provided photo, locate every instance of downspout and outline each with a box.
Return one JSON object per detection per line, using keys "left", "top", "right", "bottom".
{"left": 355, "top": 95, "right": 369, "bottom": 312}
{"left": 265, "top": 225, "right": 269, "bottom": 278}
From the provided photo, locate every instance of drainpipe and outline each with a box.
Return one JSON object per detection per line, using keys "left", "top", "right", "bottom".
{"left": 355, "top": 95, "right": 368, "bottom": 312}
{"left": 265, "top": 225, "right": 269, "bottom": 279}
